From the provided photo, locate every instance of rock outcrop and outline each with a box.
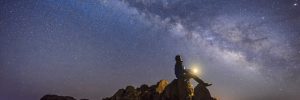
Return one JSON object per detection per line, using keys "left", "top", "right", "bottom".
{"left": 40, "top": 94, "right": 77, "bottom": 100}
{"left": 161, "top": 79, "right": 194, "bottom": 100}
{"left": 193, "top": 84, "right": 215, "bottom": 100}
{"left": 104, "top": 79, "right": 215, "bottom": 100}
{"left": 103, "top": 80, "right": 169, "bottom": 100}
{"left": 41, "top": 79, "right": 215, "bottom": 100}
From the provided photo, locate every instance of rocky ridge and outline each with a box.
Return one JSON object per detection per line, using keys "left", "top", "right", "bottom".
{"left": 40, "top": 79, "right": 215, "bottom": 100}
{"left": 103, "top": 78, "right": 215, "bottom": 100}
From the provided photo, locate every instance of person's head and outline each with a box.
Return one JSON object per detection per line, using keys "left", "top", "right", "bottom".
{"left": 175, "top": 55, "right": 183, "bottom": 62}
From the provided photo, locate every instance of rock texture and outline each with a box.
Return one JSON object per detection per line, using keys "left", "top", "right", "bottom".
{"left": 161, "top": 79, "right": 194, "bottom": 100}
{"left": 103, "top": 80, "right": 169, "bottom": 100}
{"left": 193, "top": 84, "right": 215, "bottom": 100}
{"left": 103, "top": 79, "right": 215, "bottom": 100}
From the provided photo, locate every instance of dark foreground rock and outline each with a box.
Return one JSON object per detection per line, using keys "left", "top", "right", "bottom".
{"left": 41, "top": 79, "right": 215, "bottom": 100}
{"left": 40, "top": 94, "right": 76, "bottom": 100}
{"left": 104, "top": 79, "right": 216, "bottom": 100}
{"left": 103, "top": 80, "right": 169, "bottom": 100}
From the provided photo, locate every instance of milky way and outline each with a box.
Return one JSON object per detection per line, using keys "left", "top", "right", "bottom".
{"left": 120, "top": 0, "right": 300, "bottom": 99}
{"left": 0, "top": 0, "right": 299, "bottom": 100}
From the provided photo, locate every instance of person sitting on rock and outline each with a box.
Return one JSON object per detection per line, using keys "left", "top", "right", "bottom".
{"left": 175, "top": 55, "right": 185, "bottom": 80}
{"left": 174, "top": 55, "right": 212, "bottom": 86}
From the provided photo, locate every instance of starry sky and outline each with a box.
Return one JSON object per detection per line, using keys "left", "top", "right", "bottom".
{"left": 0, "top": 0, "right": 299, "bottom": 100}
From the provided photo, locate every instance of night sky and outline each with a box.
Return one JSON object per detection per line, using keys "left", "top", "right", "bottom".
{"left": 0, "top": 0, "right": 300, "bottom": 100}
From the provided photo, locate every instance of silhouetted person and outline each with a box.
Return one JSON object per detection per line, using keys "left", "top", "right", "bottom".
{"left": 174, "top": 55, "right": 212, "bottom": 86}
{"left": 175, "top": 55, "right": 185, "bottom": 79}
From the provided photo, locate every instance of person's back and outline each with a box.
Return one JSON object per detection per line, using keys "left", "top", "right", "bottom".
{"left": 175, "top": 55, "right": 185, "bottom": 79}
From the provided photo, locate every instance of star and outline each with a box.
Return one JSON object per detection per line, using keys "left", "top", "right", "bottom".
{"left": 294, "top": 3, "right": 298, "bottom": 6}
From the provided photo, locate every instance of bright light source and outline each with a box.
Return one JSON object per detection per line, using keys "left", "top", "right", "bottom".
{"left": 192, "top": 68, "right": 198, "bottom": 74}
{"left": 190, "top": 64, "right": 202, "bottom": 75}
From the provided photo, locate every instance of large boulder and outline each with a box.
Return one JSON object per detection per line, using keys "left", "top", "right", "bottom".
{"left": 123, "top": 86, "right": 139, "bottom": 100}
{"left": 155, "top": 80, "right": 169, "bottom": 94}
{"left": 103, "top": 80, "right": 169, "bottom": 100}
{"left": 152, "top": 80, "right": 169, "bottom": 100}
{"left": 108, "top": 85, "right": 140, "bottom": 100}
{"left": 139, "top": 84, "right": 151, "bottom": 100}
{"left": 110, "top": 89, "right": 125, "bottom": 100}
{"left": 193, "top": 84, "right": 216, "bottom": 100}
{"left": 161, "top": 79, "right": 194, "bottom": 100}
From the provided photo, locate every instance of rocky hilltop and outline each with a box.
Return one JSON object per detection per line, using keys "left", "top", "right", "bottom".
{"left": 40, "top": 79, "right": 215, "bottom": 100}
{"left": 103, "top": 79, "right": 215, "bottom": 100}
